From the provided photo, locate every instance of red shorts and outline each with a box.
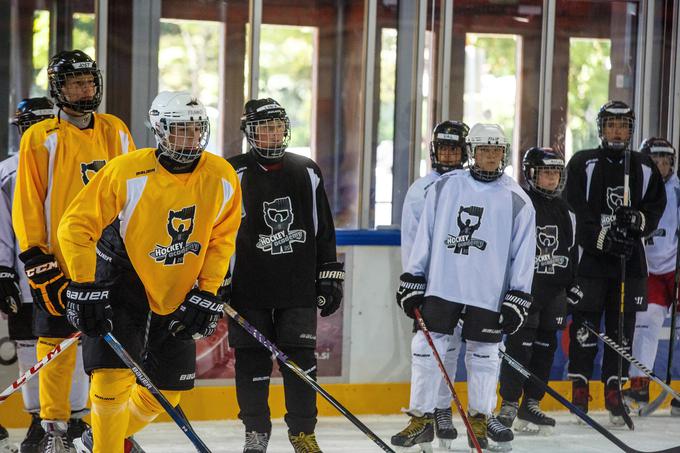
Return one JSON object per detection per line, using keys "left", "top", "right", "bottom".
{"left": 647, "top": 272, "right": 675, "bottom": 307}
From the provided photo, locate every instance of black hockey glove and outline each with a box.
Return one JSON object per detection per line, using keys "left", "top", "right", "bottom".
{"left": 65, "top": 281, "right": 114, "bottom": 337}
{"left": 499, "top": 290, "right": 532, "bottom": 335}
{"left": 613, "top": 206, "right": 646, "bottom": 238}
{"left": 19, "top": 247, "right": 69, "bottom": 316}
{"left": 217, "top": 271, "right": 232, "bottom": 304}
{"left": 566, "top": 284, "right": 584, "bottom": 306}
{"left": 0, "top": 266, "right": 22, "bottom": 315}
{"left": 316, "top": 262, "right": 345, "bottom": 317}
{"left": 396, "top": 273, "right": 426, "bottom": 319}
{"left": 596, "top": 227, "right": 635, "bottom": 259}
{"left": 169, "top": 289, "right": 224, "bottom": 338}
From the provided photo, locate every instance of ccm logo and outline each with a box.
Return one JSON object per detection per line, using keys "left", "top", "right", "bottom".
{"left": 66, "top": 290, "right": 110, "bottom": 301}
{"left": 188, "top": 295, "right": 222, "bottom": 312}
{"left": 26, "top": 261, "right": 58, "bottom": 277}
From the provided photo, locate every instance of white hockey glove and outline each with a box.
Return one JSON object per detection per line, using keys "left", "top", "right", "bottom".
{"left": 499, "top": 290, "right": 532, "bottom": 335}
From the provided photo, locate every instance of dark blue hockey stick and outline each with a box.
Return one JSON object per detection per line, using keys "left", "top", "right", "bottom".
{"left": 103, "top": 333, "right": 212, "bottom": 453}
{"left": 224, "top": 304, "right": 396, "bottom": 453}
{"left": 500, "top": 350, "right": 680, "bottom": 453}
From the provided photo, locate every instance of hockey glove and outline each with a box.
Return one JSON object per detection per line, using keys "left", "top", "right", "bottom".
{"left": 499, "top": 290, "right": 532, "bottom": 335}
{"left": 19, "top": 247, "right": 69, "bottom": 316}
{"left": 316, "top": 261, "right": 345, "bottom": 317}
{"left": 613, "top": 206, "right": 646, "bottom": 238}
{"left": 596, "top": 227, "right": 635, "bottom": 259}
{"left": 566, "top": 284, "right": 584, "bottom": 306}
{"left": 396, "top": 273, "right": 426, "bottom": 319}
{"left": 0, "top": 266, "right": 21, "bottom": 315}
{"left": 169, "top": 289, "right": 224, "bottom": 338}
{"left": 218, "top": 271, "right": 232, "bottom": 304}
{"left": 65, "top": 281, "right": 114, "bottom": 337}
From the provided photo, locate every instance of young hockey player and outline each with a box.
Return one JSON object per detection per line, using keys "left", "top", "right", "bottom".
{"left": 564, "top": 101, "right": 665, "bottom": 425}
{"left": 623, "top": 137, "right": 680, "bottom": 416}
{"left": 57, "top": 91, "right": 241, "bottom": 453}
{"left": 398, "top": 123, "right": 535, "bottom": 450}
{"left": 12, "top": 50, "right": 136, "bottom": 452}
{"left": 391, "top": 120, "right": 468, "bottom": 451}
{"left": 1, "top": 98, "right": 90, "bottom": 453}
{"left": 227, "top": 98, "right": 343, "bottom": 453}
{"left": 495, "top": 147, "right": 581, "bottom": 436}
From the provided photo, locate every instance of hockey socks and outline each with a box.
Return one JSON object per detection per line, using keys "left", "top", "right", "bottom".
{"left": 36, "top": 337, "right": 78, "bottom": 421}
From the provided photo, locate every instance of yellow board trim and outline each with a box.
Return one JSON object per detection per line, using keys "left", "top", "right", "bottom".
{"left": 1, "top": 381, "right": 679, "bottom": 428}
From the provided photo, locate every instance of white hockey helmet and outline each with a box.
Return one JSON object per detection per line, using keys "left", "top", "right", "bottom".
{"left": 149, "top": 91, "right": 210, "bottom": 163}
{"left": 467, "top": 123, "right": 510, "bottom": 182}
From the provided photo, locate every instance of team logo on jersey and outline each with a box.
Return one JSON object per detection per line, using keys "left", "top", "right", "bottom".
{"left": 149, "top": 205, "right": 202, "bottom": 265}
{"left": 601, "top": 186, "right": 624, "bottom": 226}
{"left": 644, "top": 228, "right": 665, "bottom": 246}
{"left": 256, "top": 196, "right": 306, "bottom": 255}
{"left": 535, "top": 225, "right": 568, "bottom": 274}
{"left": 445, "top": 206, "right": 487, "bottom": 255}
{"left": 80, "top": 160, "right": 106, "bottom": 185}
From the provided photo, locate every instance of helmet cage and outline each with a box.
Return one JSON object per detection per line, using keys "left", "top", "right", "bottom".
{"left": 13, "top": 109, "right": 55, "bottom": 135}
{"left": 430, "top": 123, "right": 468, "bottom": 172}
{"left": 154, "top": 118, "right": 210, "bottom": 163}
{"left": 525, "top": 161, "right": 566, "bottom": 198}
{"left": 468, "top": 139, "right": 510, "bottom": 182}
{"left": 49, "top": 67, "right": 103, "bottom": 114}
{"left": 597, "top": 105, "right": 634, "bottom": 151}
{"left": 243, "top": 116, "right": 291, "bottom": 160}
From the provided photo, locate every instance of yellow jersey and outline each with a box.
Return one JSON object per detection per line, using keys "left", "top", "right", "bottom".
{"left": 57, "top": 148, "right": 242, "bottom": 315}
{"left": 12, "top": 113, "right": 135, "bottom": 276}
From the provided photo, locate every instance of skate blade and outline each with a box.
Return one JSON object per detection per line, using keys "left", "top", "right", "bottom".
{"left": 608, "top": 414, "right": 626, "bottom": 427}
{"left": 438, "top": 438, "right": 454, "bottom": 450}
{"left": 623, "top": 397, "right": 648, "bottom": 415}
{"left": 513, "top": 419, "right": 554, "bottom": 436}
{"left": 0, "top": 438, "right": 18, "bottom": 453}
{"left": 393, "top": 443, "right": 433, "bottom": 453}
{"left": 487, "top": 441, "right": 512, "bottom": 452}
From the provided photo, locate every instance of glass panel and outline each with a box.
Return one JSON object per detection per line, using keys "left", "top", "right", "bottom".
{"left": 72, "top": 12, "right": 96, "bottom": 58}
{"left": 158, "top": 18, "right": 224, "bottom": 155}
{"left": 550, "top": 0, "right": 639, "bottom": 158}
{"left": 31, "top": 10, "right": 50, "bottom": 97}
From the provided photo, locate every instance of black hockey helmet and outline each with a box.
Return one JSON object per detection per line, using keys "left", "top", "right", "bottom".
{"left": 596, "top": 100, "right": 634, "bottom": 151}
{"left": 47, "top": 49, "right": 103, "bottom": 113}
{"left": 12, "top": 97, "right": 55, "bottom": 135}
{"left": 240, "top": 98, "right": 291, "bottom": 161}
{"left": 430, "top": 120, "right": 469, "bottom": 173}
{"left": 639, "top": 137, "right": 676, "bottom": 181}
{"left": 523, "top": 147, "right": 566, "bottom": 198}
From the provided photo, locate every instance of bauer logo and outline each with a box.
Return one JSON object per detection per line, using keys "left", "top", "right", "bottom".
{"left": 80, "top": 159, "right": 106, "bottom": 185}
{"left": 445, "top": 205, "right": 487, "bottom": 255}
{"left": 535, "top": 225, "right": 568, "bottom": 274}
{"left": 149, "top": 205, "right": 202, "bottom": 265}
{"left": 256, "top": 196, "right": 306, "bottom": 255}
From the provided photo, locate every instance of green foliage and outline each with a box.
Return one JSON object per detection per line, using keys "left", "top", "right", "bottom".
{"left": 31, "top": 10, "right": 50, "bottom": 96}
{"left": 567, "top": 38, "right": 611, "bottom": 154}
{"left": 472, "top": 35, "right": 517, "bottom": 76}
{"left": 72, "top": 13, "right": 96, "bottom": 59}
{"left": 378, "top": 28, "right": 397, "bottom": 144}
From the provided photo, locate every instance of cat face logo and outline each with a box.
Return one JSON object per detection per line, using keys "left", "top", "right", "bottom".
{"left": 80, "top": 160, "right": 106, "bottom": 185}
{"left": 149, "top": 205, "right": 202, "bottom": 265}
{"left": 445, "top": 206, "right": 487, "bottom": 255}
{"left": 535, "top": 225, "right": 568, "bottom": 274}
{"left": 601, "top": 186, "right": 624, "bottom": 227}
{"left": 256, "top": 196, "right": 306, "bottom": 255}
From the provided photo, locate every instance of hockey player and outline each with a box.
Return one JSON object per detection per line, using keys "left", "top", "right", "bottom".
{"left": 623, "top": 138, "right": 680, "bottom": 416}
{"left": 57, "top": 91, "right": 241, "bottom": 453}
{"left": 11, "top": 50, "right": 136, "bottom": 452}
{"left": 496, "top": 147, "right": 581, "bottom": 435}
{"left": 398, "top": 123, "right": 536, "bottom": 450}
{"left": 564, "top": 101, "right": 666, "bottom": 425}
{"left": 227, "top": 98, "right": 343, "bottom": 453}
{"left": 391, "top": 120, "right": 468, "bottom": 451}
{"left": 1, "top": 98, "right": 91, "bottom": 453}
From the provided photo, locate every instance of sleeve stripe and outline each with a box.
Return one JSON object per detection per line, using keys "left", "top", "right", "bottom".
{"left": 641, "top": 163, "right": 651, "bottom": 199}
{"left": 119, "top": 130, "right": 130, "bottom": 155}
{"left": 44, "top": 134, "right": 59, "bottom": 248}
{"left": 215, "top": 178, "right": 235, "bottom": 224}
{"left": 119, "top": 176, "right": 147, "bottom": 240}
{"left": 306, "top": 167, "right": 320, "bottom": 235}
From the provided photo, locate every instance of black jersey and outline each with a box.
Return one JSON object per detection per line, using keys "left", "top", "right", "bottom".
{"left": 227, "top": 151, "right": 337, "bottom": 310}
{"left": 564, "top": 147, "right": 666, "bottom": 279}
{"left": 527, "top": 189, "right": 576, "bottom": 293}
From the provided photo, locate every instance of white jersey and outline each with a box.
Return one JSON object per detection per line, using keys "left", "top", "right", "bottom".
{"left": 0, "top": 155, "right": 30, "bottom": 302}
{"left": 406, "top": 171, "right": 536, "bottom": 312}
{"left": 644, "top": 174, "right": 680, "bottom": 275}
{"left": 401, "top": 171, "right": 441, "bottom": 268}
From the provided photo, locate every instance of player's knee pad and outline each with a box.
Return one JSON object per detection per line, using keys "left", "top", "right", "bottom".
{"left": 465, "top": 341, "right": 500, "bottom": 415}
{"left": 16, "top": 340, "right": 40, "bottom": 413}
{"left": 465, "top": 341, "right": 500, "bottom": 376}
{"left": 412, "top": 330, "right": 447, "bottom": 371}
{"left": 281, "top": 347, "right": 316, "bottom": 376}
{"left": 635, "top": 303, "right": 666, "bottom": 332}
{"left": 533, "top": 329, "right": 557, "bottom": 354}
{"left": 129, "top": 384, "right": 182, "bottom": 421}
{"left": 70, "top": 343, "right": 90, "bottom": 416}
{"left": 90, "top": 369, "right": 135, "bottom": 418}
{"left": 235, "top": 347, "right": 274, "bottom": 386}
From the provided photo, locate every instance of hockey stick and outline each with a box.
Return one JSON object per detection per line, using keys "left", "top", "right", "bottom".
{"left": 640, "top": 229, "right": 680, "bottom": 416}
{"left": 616, "top": 147, "right": 635, "bottom": 430}
{"left": 413, "top": 308, "right": 483, "bottom": 453}
{"left": 0, "top": 332, "right": 81, "bottom": 404}
{"left": 223, "top": 304, "right": 396, "bottom": 453}
{"left": 500, "top": 350, "right": 680, "bottom": 453}
{"left": 102, "top": 333, "right": 212, "bottom": 453}
{"left": 582, "top": 323, "right": 680, "bottom": 403}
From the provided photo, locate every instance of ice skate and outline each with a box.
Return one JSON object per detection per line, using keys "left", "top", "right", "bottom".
{"left": 72, "top": 427, "right": 146, "bottom": 453}
{"left": 243, "top": 431, "right": 270, "bottom": 453}
{"left": 622, "top": 377, "right": 649, "bottom": 414}
{"left": 605, "top": 381, "right": 629, "bottom": 427}
{"left": 390, "top": 411, "right": 434, "bottom": 452}
{"left": 487, "top": 415, "right": 513, "bottom": 451}
{"left": 37, "top": 421, "right": 69, "bottom": 453}
{"left": 66, "top": 418, "right": 89, "bottom": 450}
{"left": 288, "top": 431, "right": 322, "bottom": 453}
{"left": 466, "top": 412, "right": 488, "bottom": 452}
{"left": 20, "top": 414, "right": 44, "bottom": 453}
{"left": 434, "top": 407, "right": 457, "bottom": 449}
{"left": 671, "top": 398, "right": 680, "bottom": 417}
{"left": 497, "top": 400, "right": 518, "bottom": 428}
{"left": 571, "top": 378, "right": 590, "bottom": 425}
{"left": 515, "top": 398, "right": 555, "bottom": 435}
{"left": 0, "top": 425, "right": 17, "bottom": 453}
